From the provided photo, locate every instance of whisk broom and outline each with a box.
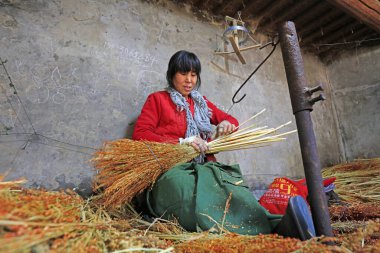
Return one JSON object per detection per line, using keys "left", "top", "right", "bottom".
{"left": 92, "top": 109, "right": 296, "bottom": 208}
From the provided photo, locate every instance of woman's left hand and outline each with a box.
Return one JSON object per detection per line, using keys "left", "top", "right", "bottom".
{"left": 179, "top": 136, "right": 209, "bottom": 153}
{"left": 215, "top": 120, "right": 237, "bottom": 138}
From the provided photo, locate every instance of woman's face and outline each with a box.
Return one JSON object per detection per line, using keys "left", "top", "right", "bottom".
{"left": 172, "top": 71, "right": 197, "bottom": 98}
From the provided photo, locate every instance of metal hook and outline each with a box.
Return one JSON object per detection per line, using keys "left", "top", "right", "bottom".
{"left": 231, "top": 84, "right": 247, "bottom": 104}
{"left": 231, "top": 38, "right": 279, "bottom": 105}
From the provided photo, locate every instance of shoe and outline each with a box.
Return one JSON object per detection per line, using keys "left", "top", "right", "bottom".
{"left": 273, "top": 196, "right": 316, "bottom": 241}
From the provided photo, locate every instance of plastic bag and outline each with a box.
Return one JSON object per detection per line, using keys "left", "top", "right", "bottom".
{"left": 259, "top": 177, "right": 336, "bottom": 214}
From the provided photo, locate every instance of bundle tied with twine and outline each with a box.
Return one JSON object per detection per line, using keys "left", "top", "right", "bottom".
{"left": 92, "top": 109, "right": 297, "bottom": 208}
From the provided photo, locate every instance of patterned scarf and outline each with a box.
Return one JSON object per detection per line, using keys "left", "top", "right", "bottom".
{"left": 168, "top": 87, "right": 212, "bottom": 163}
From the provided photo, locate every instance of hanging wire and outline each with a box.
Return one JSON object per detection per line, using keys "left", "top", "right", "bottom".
{"left": 0, "top": 81, "right": 27, "bottom": 133}
{"left": 0, "top": 57, "right": 97, "bottom": 159}
{"left": 247, "top": 31, "right": 260, "bottom": 45}
{"left": 215, "top": 34, "right": 219, "bottom": 51}
{"left": 0, "top": 57, "right": 37, "bottom": 134}
{"left": 0, "top": 58, "right": 96, "bottom": 161}
{"left": 0, "top": 132, "right": 96, "bottom": 155}
{"left": 37, "top": 133, "right": 97, "bottom": 151}
{"left": 237, "top": 11, "right": 260, "bottom": 45}
{"left": 314, "top": 37, "right": 380, "bottom": 47}
{"left": 9, "top": 140, "right": 29, "bottom": 165}
{"left": 0, "top": 139, "right": 30, "bottom": 143}
{"left": 227, "top": 37, "right": 280, "bottom": 113}
{"left": 0, "top": 132, "right": 33, "bottom": 136}
{"left": 237, "top": 11, "right": 244, "bottom": 24}
{"left": 33, "top": 140, "right": 94, "bottom": 155}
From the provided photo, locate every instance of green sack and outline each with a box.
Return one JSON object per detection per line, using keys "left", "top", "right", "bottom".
{"left": 146, "top": 162, "right": 281, "bottom": 235}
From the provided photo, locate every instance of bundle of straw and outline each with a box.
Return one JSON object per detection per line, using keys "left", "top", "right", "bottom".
{"left": 92, "top": 109, "right": 296, "bottom": 208}
{"left": 322, "top": 158, "right": 380, "bottom": 204}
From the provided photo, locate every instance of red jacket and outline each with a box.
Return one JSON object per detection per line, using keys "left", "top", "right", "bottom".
{"left": 132, "top": 91, "right": 239, "bottom": 161}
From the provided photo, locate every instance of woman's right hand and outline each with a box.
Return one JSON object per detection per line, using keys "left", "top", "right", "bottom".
{"left": 214, "top": 120, "right": 237, "bottom": 139}
{"left": 179, "top": 136, "right": 208, "bottom": 153}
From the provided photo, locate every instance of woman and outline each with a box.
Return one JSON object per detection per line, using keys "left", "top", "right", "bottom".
{"left": 132, "top": 50, "right": 238, "bottom": 163}
{"left": 132, "top": 50, "right": 315, "bottom": 239}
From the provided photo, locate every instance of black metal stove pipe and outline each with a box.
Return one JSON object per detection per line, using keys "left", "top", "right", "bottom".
{"left": 278, "top": 21, "right": 333, "bottom": 237}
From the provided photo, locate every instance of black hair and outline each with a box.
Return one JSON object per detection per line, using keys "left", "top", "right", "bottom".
{"left": 166, "top": 50, "right": 202, "bottom": 89}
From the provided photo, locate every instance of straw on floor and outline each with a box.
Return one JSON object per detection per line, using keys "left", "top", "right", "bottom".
{"left": 92, "top": 109, "right": 297, "bottom": 208}
{"left": 1, "top": 163, "right": 379, "bottom": 252}
{"left": 1, "top": 176, "right": 379, "bottom": 253}
{"left": 322, "top": 158, "right": 380, "bottom": 204}
{"left": 0, "top": 176, "right": 180, "bottom": 253}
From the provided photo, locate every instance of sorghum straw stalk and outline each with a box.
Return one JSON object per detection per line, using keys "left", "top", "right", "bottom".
{"left": 322, "top": 158, "right": 380, "bottom": 203}
{"left": 92, "top": 112, "right": 296, "bottom": 208}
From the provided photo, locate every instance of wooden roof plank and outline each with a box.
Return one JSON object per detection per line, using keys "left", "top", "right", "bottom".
{"left": 265, "top": 0, "right": 318, "bottom": 28}
{"left": 327, "top": 0, "right": 380, "bottom": 32}
{"left": 362, "top": 0, "right": 380, "bottom": 13}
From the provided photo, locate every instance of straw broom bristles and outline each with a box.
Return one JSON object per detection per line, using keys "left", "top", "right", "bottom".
{"left": 322, "top": 158, "right": 380, "bottom": 204}
{"left": 92, "top": 140, "right": 197, "bottom": 208}
{"left": 92, "top": 110, "right": 297, "bottom": 208}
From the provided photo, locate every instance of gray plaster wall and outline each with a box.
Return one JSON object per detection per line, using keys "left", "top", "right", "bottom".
{"left": 326, "top": 47, "right": 380, "bottom": 161}
{"left": 0, "top": 0, "right": 342, "bottom": 196}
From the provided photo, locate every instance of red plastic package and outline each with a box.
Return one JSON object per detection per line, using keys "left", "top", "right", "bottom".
{"left": 259, "top": 177, "right": 308, "bottom": 215}
{"left": 259, "top": 177, "right": 336, "bottom": 214}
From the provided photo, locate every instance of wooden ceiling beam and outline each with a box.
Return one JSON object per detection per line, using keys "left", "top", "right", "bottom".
{"left": 192, "top": 0, "right": 205, "bottom": 6}
{"left": 341, "top": 26, "right": 376, "bottom": 42}
{"left": 256, "top": 0, "right": 292, "bottom": 25}
{"left": 327, "top": 0, "right": 380, "bottom": 33}
{"left": 198, "top": 0, "right": 216, "bottom": 12}
{"left": 315, "top": 26, "right": 369, "bottom": 51}
{"left": 298, "top": 9, "right": 342, "bottom": 39}
{"left": 210, "top": 0, "right": 229, "bottom": 14}
{"left": 300, "top": 15, "right": 353, "bottom": 45}
{"left": 316, "top": 22, "right": 364, "bottom": 46}
{"left": 316, "top": 29, "right": 376, "bottom": 56}
{"left": 213, "top": 0, "right": 241, "bottom": 17}
{"left": 293, "top": 2, "right": 330, "bottom": 29}
{"left": 240, "top": 0, "right": 272, "bottom": 19}
{"left": 264, "top": 0, "right": 318, "bottom": 28}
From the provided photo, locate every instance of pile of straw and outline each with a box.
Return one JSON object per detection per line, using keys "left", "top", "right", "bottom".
{"left": 335, "top": 220, "right": 380, "bottom": 252}
{"left": 92, "top": 109, "right": 296, "bottom": 208}
{"left": 329, "top": 202, "right": 380, "bottom": 239}
{"left": 176, "top": 224, "right": 380, "bottom": 253}
{"left": 0, "top": 177, "right": 177, "bottom": 252}
{"left": 176, "top": 233, "right": 340, "bottom": 253}
{"left": 330, "top": 203, "right": 380, "bottom": 222}
{"left": 1, "top": 176, "right": 379, "bottom": 252}
{"left": 322, "top": 158, "right": 380, "bottom": 203}
{"left": 324, "top": 158, "right": 380, "bottom": 247}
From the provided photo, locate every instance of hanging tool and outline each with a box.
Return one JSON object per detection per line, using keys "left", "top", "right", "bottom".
{"left": 215, "top": 15, "right": 261, "bottom": 65}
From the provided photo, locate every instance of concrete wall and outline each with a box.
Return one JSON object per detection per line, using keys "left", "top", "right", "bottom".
{"left": 0, "top": 0, "right": 348, "bottom": 196}
{"left": 326, "top": 46, "right": 380, "bottom": 161}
